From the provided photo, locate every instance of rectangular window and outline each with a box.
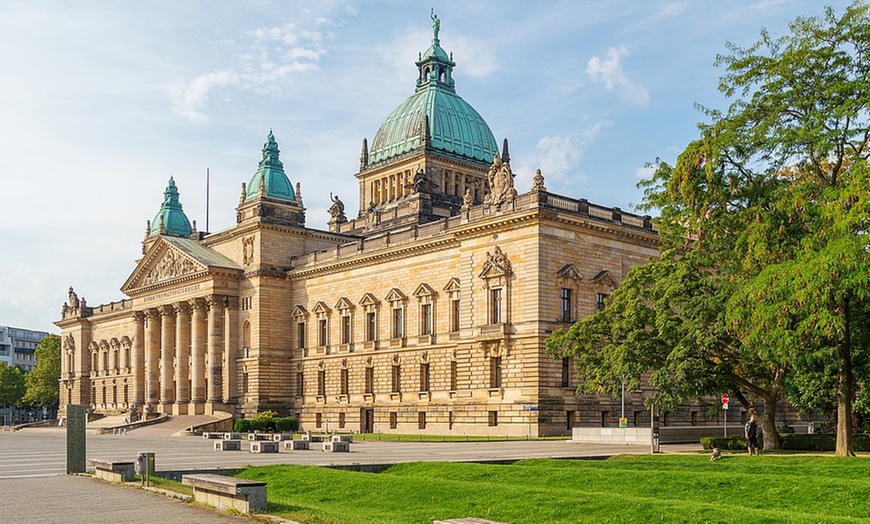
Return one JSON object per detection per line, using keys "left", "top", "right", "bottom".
{"left": 560, "top": 288, "right": 572, "bottom": 322}
{"left": 296, "top": 372, "right": 304, "bottom": 397}
{"left": 566, "top": 411, "right": 575, "bottom": 430}
{"left": 561, "top": 357, "right": 570, "bottom": 388}
{"left": 317, "top": 370, "right": 326, "bottom": 396}
{"left": 450, "top": 361, "right": 457, "bottom": 391}
{"left": 340, "top": 368, "right": 349, "bottom": 396}
{"left": 316, "top": 413, "right": 322, "bottom": 429}
{"left": 420, "top": 304, "right": 433, "bottom": 335}
{"left": 489, "top": 288, "right": 502, "bottom": 324}
{"left": 600, "top": 411, "right": 609, "bottom": 427}
{"left": 488, "top": 411, "right": 498, "bottom": 427}
{"left": 448, "top": 411, "right": 454, "bottom": 430}
{"left": 341, "top": 315, "right": 352, "bottom": 344}
{"left": 490, "top": 356, "right": 502, "bottom": 388}
{"left": 392, "top": 308, "right": 404, "bottom": 338}
{"left": 418, "top": 411, "right": 427, "bottom": 430}
{"left": 338, "top": 412, "right": 346, "bottom": 429}
{"left": 391, "top": 364, "right": 401, "bottom": 393}
{"left": 318, "top": 319, "right": 328, "bottom": 346}
{"left": 364, "top": 367, "right": 374, "bottom": 394}
{"left": 297, "top": 322, "right": 306, "bottom": 349}
{"left": 597, "top": 293, "right": 608, "bottom": 312}
{"left": 450, "top": 299, "right": 460, "bottom": 332}
{"left": 420, "top": 363, "right": 430, "bottom": 392}
{"left": 389, "top": 411, "right": 398, "bottom": 429}
{"left": 366, "top": 312, "right": 377, "bottom": 341}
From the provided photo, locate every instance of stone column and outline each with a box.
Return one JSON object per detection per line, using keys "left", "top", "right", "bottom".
{"left": 190, "top": 298, "right": 206, "bottom": 411}
{"left": 144, "top": 309, "right": 161, "bottom": 412}
{"left": 207, "top": 296, "right": 224, "bottom": 404}
{"left": 174, "top": 302, "right": 191, "bottom": 414}
{"left": 223, "top": 297, "right": 239, "bottom": 404}
{"left": 159, "top": 305, "right": 176, "bottom": 410}
{"left": 131, "top": 312, "right": 145, "bottom": 408}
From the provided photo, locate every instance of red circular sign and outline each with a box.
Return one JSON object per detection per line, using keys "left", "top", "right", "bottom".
{"left": 721, "top": 393, "right": 730, "bottom": 404}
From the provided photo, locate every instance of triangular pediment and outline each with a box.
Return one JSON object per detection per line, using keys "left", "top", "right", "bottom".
{"left": 413, "top": 283, "right": 436, "bottom": 298}
{"left": 443, "top": 278, "right": 461, "bottom": 293}
{"left": 555, "top": 264, "right": 582, "bottom": 281}
{"left": 312, "top": 301, "right": 331, "bottom": 315}
{"left": 592, "top": 269, "right": 618, "bottom": 287}
{"left": 122, "top": 236, "right": 241, "bottom": 294}
{"left": 384, "top": 288, "right": 407, "bottom": 303}
{"left": 359, "top": 292, "right": 380, "bottom": 307}
{"left": 479, "top": 246, "right": 512, "bottom": 279}
{"left": 291, "top": 305, "right": 309, "bottom": 319}
{"left": 334, "top": 297, "right": 355, "bottom": 311}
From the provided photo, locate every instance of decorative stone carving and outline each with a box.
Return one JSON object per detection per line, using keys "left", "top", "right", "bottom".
{"left": 531, "top": 168, "right": 546, "bottom": 192}
{"left": 63, "top": 334, "right": 75, "bottom": 351}
{"left": 143, "top": 249, "right": 199, "bottom": 285}
{"left": 480, "top": 246, "right": 511, "bottom": 278}
{"left": 483, "top": 153, "right": 517, "bottom": 209}
{"left": 328, "top": 193, "right": 347, "bottom": 222}
{"left": 243, "top": 236, "right": 255, "bottom": 265}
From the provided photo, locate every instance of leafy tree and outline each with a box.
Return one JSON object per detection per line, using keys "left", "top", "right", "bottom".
{"left": 23, "top": 334, "right": 61, "bottom": 411}
{"left": 550, "top": 2, "right": 870, "bottom": 455}
{"left": 0, "top": 362, "right": 26, "bottom": 425}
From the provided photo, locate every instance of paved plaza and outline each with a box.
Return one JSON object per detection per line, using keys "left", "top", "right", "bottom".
{"left": 0, "top": 425, "right": 699, "bottom": 522}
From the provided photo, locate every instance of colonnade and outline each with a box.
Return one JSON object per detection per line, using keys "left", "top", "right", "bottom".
{"left": 130, "top": 295, "right": 238, "bottom": 415}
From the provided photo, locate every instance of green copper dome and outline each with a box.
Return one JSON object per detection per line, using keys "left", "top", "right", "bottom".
{"left": 245, "top": 130, "right": 295, "bottom": 201}
{"left": 149, "top": 177, "right": 192, "bottom": 236}
{"left": 368, "top": 23, "right": 497, "bottom": 166}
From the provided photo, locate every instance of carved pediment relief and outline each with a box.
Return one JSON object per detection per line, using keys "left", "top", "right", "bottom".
{"left": 124, "top": 241, "right": 207, "bottom": 292}
{"left": 479, "top": 246, "right": 511, "bottom": 279}
{"left": 312, "top": 301, "right": 331, "bottom": 315}
{"left": 359, "top": 292, "right": 380, "bottom": 307}
{"left": 555, "top": 264, "right": 582, "bottom": 281}
{"left": 385, "top": 288, "right": 406, "bottom": 303}
{"left": 334, "top": 297, "right": 355, "bottom": 311}
{"left": 443, "top": 278, "right": 461, "bottom": 294}
{"left": 291, "top": 305, "right": 309, "bottom": 319}
{"left": 413, "top": 283, "right": 436, "bottom": 298}
{"left": 591, "top": 269, "right": 619, "bottom": 287}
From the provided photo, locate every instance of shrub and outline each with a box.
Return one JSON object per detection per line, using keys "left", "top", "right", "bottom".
{"left": 274, "top": 417, "right": 299, "bottom": 432}
{"left": 700, "top": 436, "right": 750, "bottom": 450}
{"left": 234, "top": 419, "right": 252, "bottom": 433}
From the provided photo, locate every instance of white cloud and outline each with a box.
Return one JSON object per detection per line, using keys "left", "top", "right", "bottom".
{"left": 513, "top": 122, "right": 608, "bottom": 192}
{"left": 170, "top": 18, "right": 330, "bottom": 121}
{"left": 586, "top": 46, "right": 649, "bottom": 106}
{"left": 634, "top": 164, "right": 656, "bottom": 179}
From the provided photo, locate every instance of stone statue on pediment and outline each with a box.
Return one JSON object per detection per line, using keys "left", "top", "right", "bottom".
{"left": 483, "top": 153, "right": 517, "bottom": 209}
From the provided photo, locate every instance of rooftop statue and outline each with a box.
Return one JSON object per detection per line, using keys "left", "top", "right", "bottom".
{"left": 431, "top": 9, "right": 440, "bottom": 39}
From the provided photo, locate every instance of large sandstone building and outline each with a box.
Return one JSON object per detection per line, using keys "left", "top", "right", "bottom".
{"left": 56, "top": 23, "right": 661, "bottom": 436}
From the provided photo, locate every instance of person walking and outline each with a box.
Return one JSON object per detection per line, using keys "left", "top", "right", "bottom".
{"left": 745, "top": 411, "right": 760, "bottom": 455}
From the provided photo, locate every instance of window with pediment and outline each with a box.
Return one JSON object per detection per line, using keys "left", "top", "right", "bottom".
{"left": 312, "top": 302, "right": 331, "bottom": 348}
{"left": 385, "top": 289, "right": 406, "bottom": 340}
{"left": 478, "top": 246, "right": 512, "bottom": 326}
{"left": 444, "top": 278, "right": 461, "bottom": 333}
{"left": 292, "top": 306, "right": 309, "bottom": 349}
{"left": 335, "top": 297, "right": 354, "bottom": 346}
{"left": 359, "top": 293, "right": 380, "bottom": 343}
{"left": 414, "top": 284, "right": 436, "bottom": 337}
{"left": 555, "top": 264, "right": 582, "bottom": 323}
{"left": 591, "top": 270, "right": 618, "bottom": 312}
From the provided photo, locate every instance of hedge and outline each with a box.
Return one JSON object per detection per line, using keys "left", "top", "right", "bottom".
{"left": 701, "top": 434, "right": 870, "bottom": 451}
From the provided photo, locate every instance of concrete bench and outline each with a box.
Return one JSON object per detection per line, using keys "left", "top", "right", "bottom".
{"left": 247, "top": 432, "right": 273, "bottom": 441}
{"left": 250, "top": 441, "right": 279, "bottom": 453}
{"left": 182, "top": 473, "right": 266, "bottom": 514}
{"left": 271, "top": 432, "right": 295, "bottom": 441}
{"left": 331, "top": 434, "right": 353, "bottom": 443}
{"left": 202, "top": 432, "right": 224, "bottom": 439}
{"left": 322, "top": 440, "right": 350, "bottom": 452}
{"left": 301, "top": 434, "right": 324, "bottom": 442}
{"left": 89, "top": 459, "right": 135, "bottom": 483}
{"left": 223, "top": 432, "right": 243, "bottom": 440}
{"left": 214, "top": 439, "right": 242, "bottom": 451}
{"left": 283, "top": 440, "right": 310, "bottom": 450}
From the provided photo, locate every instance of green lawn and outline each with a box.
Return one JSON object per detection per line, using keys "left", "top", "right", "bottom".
{"left": 233, "top": 454, "right": 870, "bottom": 523}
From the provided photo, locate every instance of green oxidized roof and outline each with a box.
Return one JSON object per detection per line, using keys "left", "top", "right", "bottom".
{"left": 246, "top": 130, "right": 295, "bottom": 201}
{"left": 368, "top": 25, "right": 497, "bottom": 166}
{"left": 149, "top": 177, "right": 192, "bottom": 236}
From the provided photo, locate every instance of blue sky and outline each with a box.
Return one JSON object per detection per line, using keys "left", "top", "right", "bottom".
{"left": 0, "top": 0, "right": 849, "bottom": 332}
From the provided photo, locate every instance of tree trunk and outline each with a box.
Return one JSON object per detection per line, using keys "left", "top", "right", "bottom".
{"left": 761, "top": 390, "right": 780, "bottom": 450}
{"left": 836, "top": 302, "right": 855, "bottom": 457}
